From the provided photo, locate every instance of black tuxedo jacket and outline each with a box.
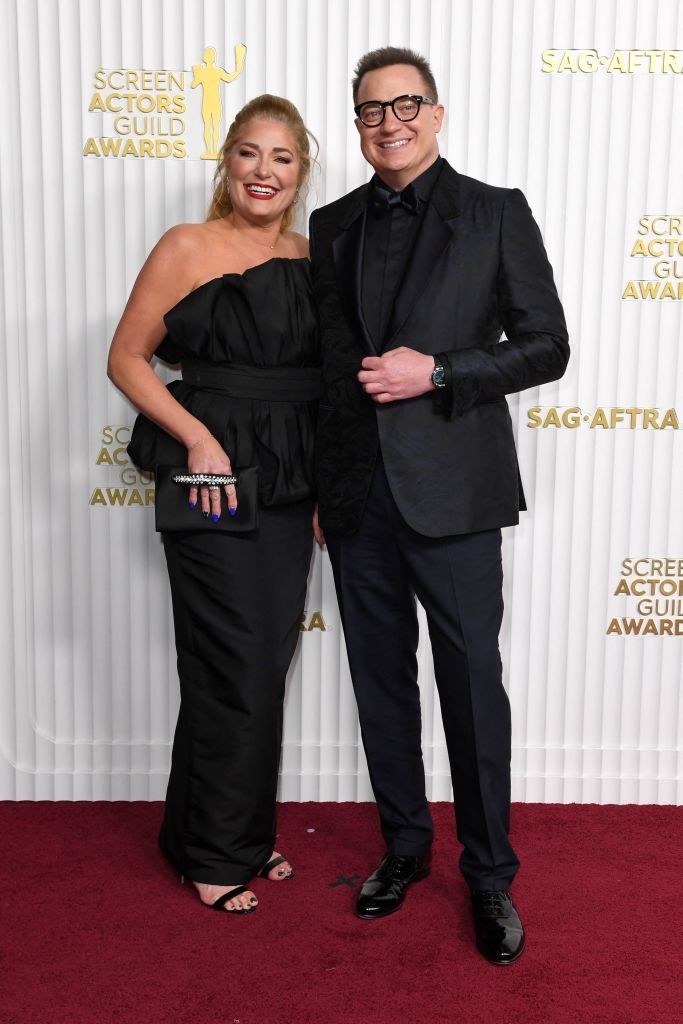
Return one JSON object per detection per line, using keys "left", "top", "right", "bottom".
{"left": 309, "top": 160, "right": 569, "bottom": 538}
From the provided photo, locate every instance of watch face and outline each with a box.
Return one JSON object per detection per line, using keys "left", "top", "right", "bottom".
{"left": 432, "top": 364, "right": 446, "bottom": 387}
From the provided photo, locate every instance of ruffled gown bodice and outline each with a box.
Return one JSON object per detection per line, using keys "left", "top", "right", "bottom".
{"left": 127, "top": 257, "right": 319, "bottom": 506}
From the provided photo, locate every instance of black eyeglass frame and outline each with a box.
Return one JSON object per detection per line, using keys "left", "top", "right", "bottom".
{"left": 353, "top": 94, "right": 437, "bottom": 127}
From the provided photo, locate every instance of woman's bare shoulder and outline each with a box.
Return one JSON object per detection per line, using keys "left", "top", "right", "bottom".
{"left": 155, "top": 221, "right": 219, "bottom": 256}
{"left": 146, "top": 221, "right": 230, "bottom": 290}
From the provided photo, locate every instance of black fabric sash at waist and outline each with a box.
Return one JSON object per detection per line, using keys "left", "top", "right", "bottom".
{"left": 181, "top": 361, "right": 321, "bottom": 402}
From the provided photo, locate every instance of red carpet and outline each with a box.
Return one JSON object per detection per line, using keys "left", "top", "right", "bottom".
{"left": 0, "top": 802, "right": 680, "bottom": 1023}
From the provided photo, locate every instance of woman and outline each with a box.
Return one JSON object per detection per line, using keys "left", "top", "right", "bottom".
{"left": 107, "top": 95, "right": 319, "bottom": 914}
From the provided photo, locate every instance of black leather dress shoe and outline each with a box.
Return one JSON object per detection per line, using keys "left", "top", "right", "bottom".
{"left": 356, "top": 852, "right": 431, "bottom": 920}
{"left": 471, "top": 889, "right": 525, "bottom": 965}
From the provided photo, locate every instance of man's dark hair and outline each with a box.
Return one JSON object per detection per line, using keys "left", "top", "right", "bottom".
{"left": 351, "top": 47, "right": 439, "bottom": 105}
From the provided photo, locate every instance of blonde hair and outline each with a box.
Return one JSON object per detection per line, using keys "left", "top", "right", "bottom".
{"left": 207, "top": 94, "right": 316, "bottom": 231}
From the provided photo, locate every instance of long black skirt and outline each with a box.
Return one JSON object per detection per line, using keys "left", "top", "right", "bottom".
{"left": 158, "top": 500, "right": 314, "bottom": 885}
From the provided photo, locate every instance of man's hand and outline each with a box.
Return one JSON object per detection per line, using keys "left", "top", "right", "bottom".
{"left": 313, "top": 505, "right": 325, "bottom": 547}
{"left": 358, "top": 347, "right": 435, "bottom": 403}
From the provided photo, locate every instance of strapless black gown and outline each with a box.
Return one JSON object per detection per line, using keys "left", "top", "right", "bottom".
{"left": 130, "top": 259, "right": 319, "bottom": 885}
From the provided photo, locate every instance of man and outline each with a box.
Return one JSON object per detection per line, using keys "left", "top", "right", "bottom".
{"left": 309, "top": 47, "right": 569, "bottom": 965}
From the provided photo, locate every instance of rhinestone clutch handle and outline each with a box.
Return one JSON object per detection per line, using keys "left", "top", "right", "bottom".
{"left": 171, "top": 473, "right": 237, "bottom": 487}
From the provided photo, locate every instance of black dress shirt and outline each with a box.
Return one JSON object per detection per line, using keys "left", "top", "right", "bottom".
{"left": 361, "top": 157, "right": 443, "bottom": 350}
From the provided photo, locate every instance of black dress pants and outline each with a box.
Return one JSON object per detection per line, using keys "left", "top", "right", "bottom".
{"left": 159, "top": 500, "right": 313, "bottom": 885}
{"left": 326, "top": 459, "right": 519, "bottom": 890}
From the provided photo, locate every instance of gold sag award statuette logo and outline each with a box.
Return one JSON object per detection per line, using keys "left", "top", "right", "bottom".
{"left": 622, "top": 216, "right": 683, "bottom": 300}
{"left": 541, "top": 49, "right": 683, "bottom": 73}
{"left": 527, "top": 406, "right": 680, "bottom": 429}
{"left": 192, "top": 45, "right": 246, "bottom": 159}
{"left": 83, "top": 44, "right": 246, "bottom": 159}
{"left": 90, "top": 426, "right": 155, "bottom": 507}
{"left": 607, "top": 558, "right": 683, "bottom": 636}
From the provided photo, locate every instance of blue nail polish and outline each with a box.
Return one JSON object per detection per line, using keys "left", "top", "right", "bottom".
{"left": 212, "top": 513, "right": 220, "bottom": 523}
{"left": 228, "top": 507, "right": 237, "bottom": 517}
{"left": 189, "top": 500, "right": 196, "bottom": 509}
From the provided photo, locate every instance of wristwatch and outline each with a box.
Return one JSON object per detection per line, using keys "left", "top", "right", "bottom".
{"left": 431, "top": 354, "right": 447, "bottom": 389}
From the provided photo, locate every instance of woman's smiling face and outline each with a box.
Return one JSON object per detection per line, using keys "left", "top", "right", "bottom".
{"left": 226, "top": 119, "right": 302, "bottom": 223}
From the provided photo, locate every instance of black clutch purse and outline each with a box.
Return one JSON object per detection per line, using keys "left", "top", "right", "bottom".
{"left": 154, "top": 465, "right": 259, "bottom": 533}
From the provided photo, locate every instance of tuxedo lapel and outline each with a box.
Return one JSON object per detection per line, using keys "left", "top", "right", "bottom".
{"left": 331, "top": 186, "right": 377, "bottom": 354}
{"left": 385, "top": 164, "right": 461, "bottom": 343}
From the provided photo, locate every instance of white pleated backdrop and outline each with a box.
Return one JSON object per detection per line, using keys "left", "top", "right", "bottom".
{"left": 0, "top": 0, "right": 681, "bottom": 803}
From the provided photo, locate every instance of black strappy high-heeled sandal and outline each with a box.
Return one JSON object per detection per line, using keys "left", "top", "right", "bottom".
{"left": 182, "top": 876, "right": 258, "bottom": 914}
{"left": 257, "top": 854, "right": 294, "bottom": 881}
{"left": 209, "top": 885, "right": 258, "bottom": 914}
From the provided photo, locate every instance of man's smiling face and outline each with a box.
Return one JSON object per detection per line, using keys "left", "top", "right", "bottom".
{"left": 354, "top": 63, "right": 444, "bottom": 191}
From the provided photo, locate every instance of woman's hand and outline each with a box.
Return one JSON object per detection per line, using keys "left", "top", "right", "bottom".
{"left": 187, "top": 434, "right": 237, "bottom": 522}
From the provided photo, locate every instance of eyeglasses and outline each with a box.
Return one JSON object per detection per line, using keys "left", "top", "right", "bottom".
{"left": 354, "top": 94, "right": 436, "bottom": 127}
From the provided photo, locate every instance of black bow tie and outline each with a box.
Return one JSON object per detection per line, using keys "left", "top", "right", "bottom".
{"left": 371, "top": 183, "right": 418, "bottom": 216}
